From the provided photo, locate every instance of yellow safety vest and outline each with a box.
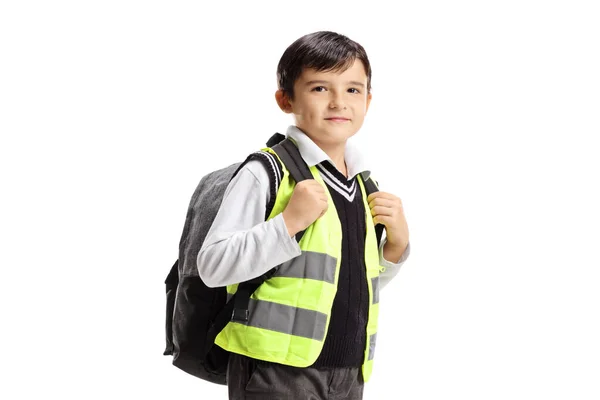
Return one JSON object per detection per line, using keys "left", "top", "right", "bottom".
{"left": 215, "top": 146, "right": 383, "bottom": 382}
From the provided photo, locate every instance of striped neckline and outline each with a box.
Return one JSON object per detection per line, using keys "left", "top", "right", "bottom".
{"left": 317, "top": 161, "right": 358, "bottom": 202}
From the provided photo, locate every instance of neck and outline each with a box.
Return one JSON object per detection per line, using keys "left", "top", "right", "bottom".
{"left": 295, "top": 126, "right": 348, "bottom": 177}
{"left": 320, "top": 144, "right": 347, "bottom": 178}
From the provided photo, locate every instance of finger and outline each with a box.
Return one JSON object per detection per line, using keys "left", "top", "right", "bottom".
{"left": 368, "top": 197, "right": 398, "bottom": 210}
{"left": 373, "top": 214, "right": 393, "bottom": 226}
{"left": 318, "top": 203, "right": 328, "bottom": 218}
{"left": 370, "top": 205, "right": 395, "bottom": 217}
{"left": 313, "top": 184, "right": 326, "bottom": 194}
{"left": 304, "top": 180, "right": 322, "bottom": 189}
{"left": 368, "top": 191, "right": 399, "bottom": 202}
{"left": 367, "top": 192, "right": 393, "bottom": 202}
{"left": 316, "top": 198, "right": 328, "bottom": 211}
{"left": 370, "top": 198, "right": 402, "bottom": 212}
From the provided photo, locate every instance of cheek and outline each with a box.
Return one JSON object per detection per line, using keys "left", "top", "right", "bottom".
{"left": 306, "top": 105, "right": 323, "bottom": 119}
{"left": 355, "top": 103, "right": 368, "bottom": 115}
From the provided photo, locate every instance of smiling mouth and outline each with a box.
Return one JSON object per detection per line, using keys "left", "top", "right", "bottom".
{"left": 325, "top": 118, "right": 350, "bottom": 122}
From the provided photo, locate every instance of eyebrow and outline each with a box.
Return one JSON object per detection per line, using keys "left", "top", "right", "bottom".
{"left": 305, "top": 80, "right": 365, "bottom": 88}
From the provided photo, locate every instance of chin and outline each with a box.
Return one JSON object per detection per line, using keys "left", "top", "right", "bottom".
{"left": 323, "top": 129, "right": 356, "bottom": 141}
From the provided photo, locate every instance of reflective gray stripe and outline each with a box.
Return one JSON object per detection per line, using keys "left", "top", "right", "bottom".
{"left": 239, "top": 298, "right": 327, "bottom": 341}
{"left": 371, "top": 277, "right": 379, "bottom": 304}
{"left": 273, "top": 251, "right": 336, "bottom": 284}
{"left": 368, "top": 333, "right": 377, "bottom": 360}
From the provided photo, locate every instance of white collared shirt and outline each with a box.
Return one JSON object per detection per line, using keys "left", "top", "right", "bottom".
{"left": 197, "top": 125, "right": 410, "bottom": 288}
{"left": 286, "top": 125, "right": 371, "bottom": 181}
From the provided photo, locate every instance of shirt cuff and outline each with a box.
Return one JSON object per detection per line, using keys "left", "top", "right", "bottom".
{"left": 379, "top": 239, "right": 411, "bottom": 269}
{"left": 273, "top": 213, "right": 302, "bottom": 256}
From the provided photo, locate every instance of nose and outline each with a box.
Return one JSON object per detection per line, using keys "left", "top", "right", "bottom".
{"left": 328, "top": 92, "right": 346, "bottom": 109}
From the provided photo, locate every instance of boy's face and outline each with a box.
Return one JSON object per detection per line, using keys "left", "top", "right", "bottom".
{"left": 277, "top": 59, "right": 372, "bottom": 148}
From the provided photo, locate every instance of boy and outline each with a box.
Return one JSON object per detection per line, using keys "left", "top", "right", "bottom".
{"left": 198, "top": 31, "right": 410, "bottom": 400}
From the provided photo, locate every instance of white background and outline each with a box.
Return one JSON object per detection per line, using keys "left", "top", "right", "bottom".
{"left": 1, "top": 1, "right": 599, "bottom": 399}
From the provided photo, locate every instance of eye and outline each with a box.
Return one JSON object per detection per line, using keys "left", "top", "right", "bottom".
{"left": 312, "top": 86, "right": 326, "bottom": 92}
{"left": 348, "top": 88, "right": 360, "bottom": 94}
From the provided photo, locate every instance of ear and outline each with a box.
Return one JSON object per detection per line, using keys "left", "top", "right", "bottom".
{"left": 365, "top": 92, "right": 372, "bottom": 114}
{"left": 275, "top": 89, "right": 293, "bottom": 114}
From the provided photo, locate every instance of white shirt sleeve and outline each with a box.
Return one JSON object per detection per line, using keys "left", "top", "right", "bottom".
{"left": 378, "top": 236, "right": 411, "bottom": 290}
{"left": 197, "top": 160, "right": 301, "bottom": 288}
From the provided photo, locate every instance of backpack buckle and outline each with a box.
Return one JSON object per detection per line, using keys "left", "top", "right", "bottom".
{"left": 231, "top": 308, "right": 249, "bottom": 323}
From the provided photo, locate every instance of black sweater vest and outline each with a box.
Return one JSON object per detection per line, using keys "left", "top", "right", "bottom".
{"left": 310, "top": 161, "right": 369, "bottom": 368}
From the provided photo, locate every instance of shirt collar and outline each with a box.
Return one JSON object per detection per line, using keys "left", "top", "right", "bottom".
{"left": 285, "top": 125, "right": 371, "bottom": 180}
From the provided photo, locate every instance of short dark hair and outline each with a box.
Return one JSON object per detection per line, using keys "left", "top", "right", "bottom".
{"left": 276, "top": 31, "right": 372, "bottom": 101}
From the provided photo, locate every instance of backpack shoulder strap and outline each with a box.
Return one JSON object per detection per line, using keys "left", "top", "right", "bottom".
{"left": 271, "top": 138, "right": 313, "bottom": 243}
{"left": 271, "top": 138, "right": 313, "bottom": 185}
{"left": 266, "top": 132, "right": 313, "bottom": 186}
{"left": 361, "top": 172, "right": 384, "bottom": 248}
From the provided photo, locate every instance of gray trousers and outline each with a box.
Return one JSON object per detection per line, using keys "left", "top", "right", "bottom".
{"left": 227, "top": 353, "right": 364, "bottom": 400}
